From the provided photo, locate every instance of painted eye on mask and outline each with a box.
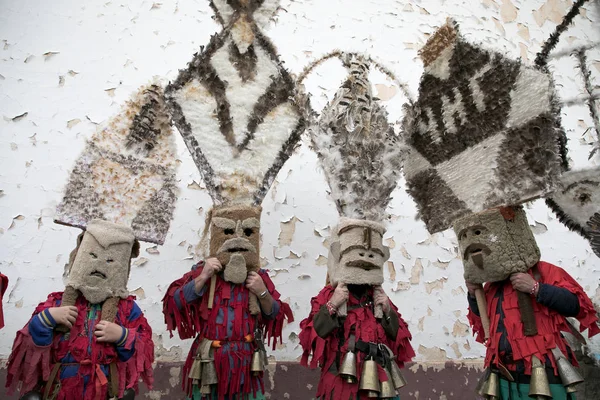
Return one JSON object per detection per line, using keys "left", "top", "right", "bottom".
{"left": 244, "top": 228, "right": 253, "bottom": 237}
{"left": 106, "top": 259, "right": 114, "bottom": 263}
{"left": 224, "top": 228, "right": 234, "bottom": 235}
{"left": 90, "top": 252, "right": 98, "bottom": 259}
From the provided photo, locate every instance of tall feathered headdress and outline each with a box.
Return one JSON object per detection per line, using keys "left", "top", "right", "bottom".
{"left": 165, "top": 0, "right": 305, "bottom": 208}
{"left": 301, "top": 52, "right": 406, "bottom": 291}
{"left": 55, "top": 82, "right": 178, "bottom": 245}
{"left": 305, "top": 52, "right": 405, "bottom": 222}
{"left": 402, "top": 20, "right": 565, "bottom": 233}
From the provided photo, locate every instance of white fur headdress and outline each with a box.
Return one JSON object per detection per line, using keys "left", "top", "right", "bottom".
{"left": 165, "top": 0, "right": 305, "bottom": 207}
{"left": 402, "top": 21, "right": 565, "bottom": 233}
{"left": 306, "top": 53, "right": 405, "bottom": 222}
{"left": 55, "top": 83, "right": 178, "bottom": 245}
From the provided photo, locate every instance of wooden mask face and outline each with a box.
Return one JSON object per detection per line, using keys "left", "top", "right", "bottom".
{"left": 454, "top": 207, "right": 540, "bottom": 284}
{"left": 329, "top": 218, "right": 389, "bottom": 286}
{"left": 209, "top": 205, "right": 261, "bottom": 283}
{"left": 66, "top": 220, "right": 137, "bottom": 304}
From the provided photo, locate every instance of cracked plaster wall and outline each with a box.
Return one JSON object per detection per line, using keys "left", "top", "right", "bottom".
{"left": 0, "top": 0, "right": 599, "bottom": 370}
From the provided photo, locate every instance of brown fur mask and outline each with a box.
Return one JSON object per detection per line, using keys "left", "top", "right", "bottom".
{"left": 329, "top": 218, "right": 390, "bottom": 286}
{"left": 64, "top": 220, "right": 139, "bottom": 304}
{"left": 209, "top": 205, "right": 261, "bottom": 284}
{"left": 453, "top": 207, "right": 540, "bottom": 284}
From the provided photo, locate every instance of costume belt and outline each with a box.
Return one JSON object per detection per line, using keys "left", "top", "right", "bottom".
{"left": 43, "top": 359, "right": 117, "bottom": 400}
{"left": 207, "top": 334, "right": 254, "bottom": 348}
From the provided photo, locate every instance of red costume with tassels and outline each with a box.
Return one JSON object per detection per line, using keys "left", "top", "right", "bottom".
{"left": 5, "top": 292, "right": 154, "bottom": 400}
{"left": 467, "top": 261, "right": 600, "bottom": 375}
{"left": 162, "top": 262, "right": 293, "bottom": 400}
{"left": 300, "top": 285, "right": 414, "bottom": 400}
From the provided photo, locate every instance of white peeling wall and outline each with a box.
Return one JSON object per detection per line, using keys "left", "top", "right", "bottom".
{"left": 0, "top": 0, "right": 599, "bottom": 366}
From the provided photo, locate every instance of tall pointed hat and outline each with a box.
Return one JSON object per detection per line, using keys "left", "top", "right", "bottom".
{"left": 402, "top": 20, "right": 565, "bottom": 234}
{"left": 164, "top": 0, "right": 304, "bottom": 316}
{"left": 165, "top": 0, "right": 305, "bottom": 209}
{"left": 302, "top": 52, "right": 405, "bottom": 287}
{"left": 56, "top": 82, "right": 179, "bottom": 245}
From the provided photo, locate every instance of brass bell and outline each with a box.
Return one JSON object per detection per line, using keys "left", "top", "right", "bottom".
{"left": 529, "top": 356, "right": 552, "bottom": 398}
{"left": 379, "top": 367, "right": 399, "bottom": 399}
{"left": 481, "top": 371, "right": 500, "bottom": 399}
{"left": 551, "top": 347, "right": 584, "bottom": 388}
{"left": 359, "top": 359, "right": 380, "bottom": 397}
{"left": 475, "top": 371, "right": 489, "bottom": 397}
{"left": 388, "top": 359, "right": 407, "bottom": 390}
{"left": 200, "top": 385, "right": 212, "bottom": 395}
{"left": 566, "top": 384, "right": 579, "bottom": 394}
{"left": 201, "top": 360, "right": 218, "bottom": 386}
{"left": 188, "top": 357, "right": 202, "bottom": 383}
{"left": 339, "top": 351, "right": 358, "bottom": 383}
{"left": 251, "top": 350, "right": 265, "bottom": 375}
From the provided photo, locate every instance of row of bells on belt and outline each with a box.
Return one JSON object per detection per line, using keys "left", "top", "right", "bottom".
{"left": 476, "top": 350, "right": 583, "bottom": 400}
{"left": 339, "top": 352, "right": 407, "bottom": 398}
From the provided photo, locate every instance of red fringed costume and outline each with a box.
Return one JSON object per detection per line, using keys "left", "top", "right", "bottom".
{"left": 467, "top": 261, "right": 600, "bottom": 375}
{"left": 6, "top": 292, "right": 154, "bottom": 400}
{"left": 0, "top": 273, "right": 8, "bottom": 329}
{"left": 299, "top": 285, "right": 415, "bottom": 400}
{"left": 162, "top": 262, "right": 293, "bottom": 400}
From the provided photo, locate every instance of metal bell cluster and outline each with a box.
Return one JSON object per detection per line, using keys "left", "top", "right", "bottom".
{"left": 351, "top": 344, "right": 407, "bottom": 399}
{"left": 188, "top": 340, "right": 218, "bottom": 395}
{"left": 475, "top": 349, "right": 584, "bottom": 400}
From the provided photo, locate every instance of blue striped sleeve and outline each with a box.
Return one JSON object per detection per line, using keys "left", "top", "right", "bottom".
{"left": 173, "top": 281, "right": 207, "bottom": 309}
{"left": 28, "top": 309, "right": 56, "bottom": 346}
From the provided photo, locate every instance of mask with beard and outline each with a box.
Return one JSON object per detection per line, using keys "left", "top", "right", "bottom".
{"left": 65, "top": 220, "right": 138, "bottom": 304}
{"left": 453, "top": 207, "right": 540, "bottom": 284}
{"left": 209, "top": 205, "right": 261, "bottom": 284}
{"left": 328, "top": 218, "right": 390, "bottom": 286}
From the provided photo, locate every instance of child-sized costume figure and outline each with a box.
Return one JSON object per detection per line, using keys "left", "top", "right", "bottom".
{"left": 299, "top": 53, "right": 414, "bottom": 399}
{"left": 401, "top": 17, "right": 599, "bottom": 400}
{"left": 162, "top": 0, "right": 301, "bottom": 397}
{"left": 6, "top": 220, "right": 154, "bottom": 400}
{"left": 163, "top": 254, "right": 292, "bottom": 400}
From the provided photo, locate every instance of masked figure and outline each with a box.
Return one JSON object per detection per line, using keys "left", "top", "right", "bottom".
{"left": 6, "top": 221, "right": 154, "bottom": 400}
{"left": 299, "top": 53, "right": 414, "bottom": 399}
{"left": 458, "top": 207, "right": 599, "bottom": 399}
{"left": 402, "top": 21, "right": 599, "bottom": 399}
{"left": 162, "top": 1, "right": 302, "bottom": 398}
{"left": 5, "top": 82, "right": 177, "bottom": 400}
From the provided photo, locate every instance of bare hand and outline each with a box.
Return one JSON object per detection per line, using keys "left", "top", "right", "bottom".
{"left": 47, "top": 306, "right": 78, "bottom": 329}
{"left": 373, "top": 286, "right": 391, "bottom": 313}
{"left": 95, "top": 321, "right": 125, "bottom": 343}
{"left": 245, "top": 271, "right": 267, "bottom": 296}
{"left": 510, "top": 273, "right": 537, "bottom": 295}
{"left": 465, "top": 281, "right": 483, "bottom": 296}
{"left": 199, "top": 258, "right": 222, "bottom": 280}
{"left": 330, "top": 283, "right": 349, "bottom": 309}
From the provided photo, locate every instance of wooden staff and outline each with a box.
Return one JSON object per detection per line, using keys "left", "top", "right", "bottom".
{"left": 517, "top": 291, "right": 538, "bottom": 336}
{"left": 475, "top": 288, "right": 490, "bottom": 341}
{"left": 207, "top": 275, "right": 216, "bottom": 309}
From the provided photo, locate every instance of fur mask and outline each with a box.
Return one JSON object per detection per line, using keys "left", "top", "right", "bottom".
{"left": 209, "top": 205, "right": 261, "bottom": 284}
{"left": 328, "top": 218, "right": 389, "bottom": 286}
{"left": 65, "top": 220, "right": 139, "bottom": 304}
{"left": 453, "top": 207, "right": 540, "bottom": 284}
